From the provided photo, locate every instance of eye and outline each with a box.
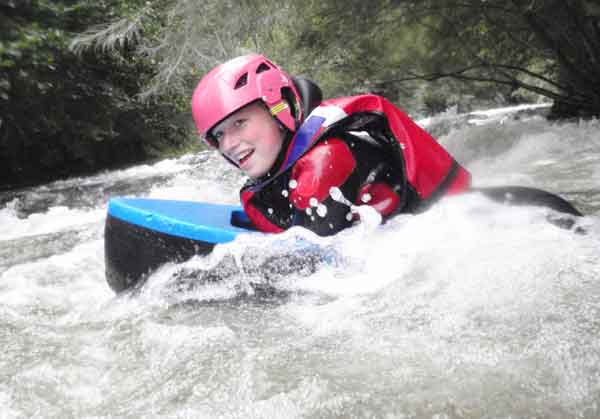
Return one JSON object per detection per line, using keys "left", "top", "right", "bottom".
{"left": 233, "top": 118, "right": 247, "bottom": 128}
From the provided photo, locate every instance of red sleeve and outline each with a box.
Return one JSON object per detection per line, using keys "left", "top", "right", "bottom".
{"left": 289, "top": 138, "right": 356, "bottom": 210}
{"left": 240, "top": 190, "right": 284, "bottom": 233}
{"left": 356, "top": 182, "right": 400, "bottom": 216}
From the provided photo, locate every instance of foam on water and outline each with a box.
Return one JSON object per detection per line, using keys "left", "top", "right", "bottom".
{"left": 0, "top": 203, "right": 105, "bottom": 241}
{"left": 117, "top": 193, "right": 600, "bottom": 416}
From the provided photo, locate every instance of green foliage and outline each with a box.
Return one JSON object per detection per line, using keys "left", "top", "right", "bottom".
{"left": 0, "top": 0, "right": 191, "bottom": 189}
{"left": 110, "top": 0, "right": 588, "bottom": 116}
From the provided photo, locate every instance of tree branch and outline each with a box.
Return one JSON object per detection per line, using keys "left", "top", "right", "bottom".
{"left": 374, "top": 64, "right": 599, "bottom": 110}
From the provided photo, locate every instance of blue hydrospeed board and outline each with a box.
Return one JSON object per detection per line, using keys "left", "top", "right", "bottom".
{"left": 107, "top": 197, "right": 252, "bottom": 244}
{"left": 105, "top": 197, "right": 255, "bottom": 292}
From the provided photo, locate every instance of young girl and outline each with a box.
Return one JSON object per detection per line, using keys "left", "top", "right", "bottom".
{"left": 191, "top": 54, "right": 472, "bottom": 236}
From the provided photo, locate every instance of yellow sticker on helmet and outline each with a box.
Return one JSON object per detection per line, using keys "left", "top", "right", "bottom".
{"left": 270, "top": 101, "right": 288, "bottom": 116}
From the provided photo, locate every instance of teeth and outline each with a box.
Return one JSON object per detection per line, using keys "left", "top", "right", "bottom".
{"left": 238, "top": 150, "right": 252, "bottom": 162}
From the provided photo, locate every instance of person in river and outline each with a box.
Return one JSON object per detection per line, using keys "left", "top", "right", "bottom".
{"left": 191, "top": 54, "right": 580, "bottom": 236}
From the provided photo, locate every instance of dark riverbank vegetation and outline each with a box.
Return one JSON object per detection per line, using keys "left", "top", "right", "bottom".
{"left": 2, "top": 0, "right": 599, "bottom": 189}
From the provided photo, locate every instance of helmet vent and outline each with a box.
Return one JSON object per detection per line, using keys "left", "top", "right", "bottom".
{"left": 234, "top": 73, "right": 248, "bottom": 89}
{"left": 256, "top": 63, "right": 271, "bottom": 74}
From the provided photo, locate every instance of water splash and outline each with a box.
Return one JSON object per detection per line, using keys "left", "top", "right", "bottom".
{"left": 1, "top": 105, "right": 600, "bottom": 417}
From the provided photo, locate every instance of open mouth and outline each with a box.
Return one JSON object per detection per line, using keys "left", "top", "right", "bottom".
{"left": 238, "top": 149, "right": 254, "bottom": 166}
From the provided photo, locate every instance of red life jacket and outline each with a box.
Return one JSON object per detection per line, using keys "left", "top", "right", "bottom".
{"left": 241, "top": 94, "right": 471, "bottom": 233}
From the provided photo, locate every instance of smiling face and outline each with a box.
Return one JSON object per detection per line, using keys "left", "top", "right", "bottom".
{"left": 210, "top": 101, "right": 285, "bottom": 179}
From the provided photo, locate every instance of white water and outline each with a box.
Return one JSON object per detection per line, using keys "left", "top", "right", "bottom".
{"left": 1, "top": 105, "right": 600, "bottom": 418}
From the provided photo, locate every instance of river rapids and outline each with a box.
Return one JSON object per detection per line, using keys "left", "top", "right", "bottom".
{"left": 1, "top": 104, "right": 600, "bottom": 418}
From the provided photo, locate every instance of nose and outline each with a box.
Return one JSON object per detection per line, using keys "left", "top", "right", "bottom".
{"left": 218, "top": 130, "right": 240, "bottom": 156}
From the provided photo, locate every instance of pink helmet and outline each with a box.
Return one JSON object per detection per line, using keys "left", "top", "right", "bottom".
{"left": 191, "top": 54, "right": 302, "bottom": 147}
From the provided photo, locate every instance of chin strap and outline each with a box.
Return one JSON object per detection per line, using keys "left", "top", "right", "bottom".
{"left": 219, "top": 152, "right": 240, "bottom": 168}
